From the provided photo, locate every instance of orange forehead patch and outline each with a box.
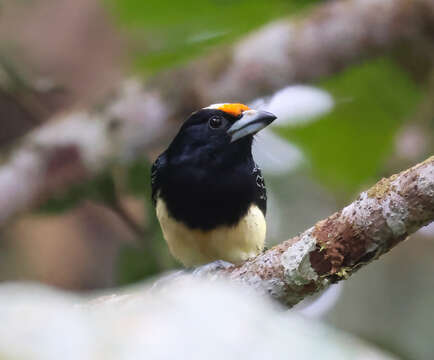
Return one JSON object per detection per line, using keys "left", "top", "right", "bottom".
{"left": 217, "top": 103, "right": 250, "bottom": 117}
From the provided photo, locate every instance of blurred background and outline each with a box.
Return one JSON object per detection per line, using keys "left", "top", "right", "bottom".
{"left": 0, "top": 0, "right": 433, "bottom": 359}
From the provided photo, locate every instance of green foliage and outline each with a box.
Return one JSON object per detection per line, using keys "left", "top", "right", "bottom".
{"left": 38, "top": 172, "right": 118, "bottom": 213}
{"left": 38, "top": 157, "right": 153, "bottom": 214}
{"left": 104, "top": 0, "right": 319, "bottom": 73}
{"left": 276, "top": 57, "right": 422, "bottom": 195}
{"left": 116, "top": 227, "right": 179, "bottom": 284}
{"left": 38, "top": 156, "right": 178, "bottom": 283}
{"left": 117, "top": 157, "right": 179, "bottom": 284}
{"left": 126, "top": 157, "right": 152, "bottom": 196}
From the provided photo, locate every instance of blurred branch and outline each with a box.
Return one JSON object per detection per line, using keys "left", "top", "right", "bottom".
{"left": 0, "top": 0, "right": 433, "bottom": 225}
{"left": 0, "top": 55, "right": 51, "bottom": 121}
{"left": 148, "top": 0, "right": 434, "bottom": 106}
{"left": 106, "top": 198, "right": 145, "bottom": 244}
{"left": 206, "top": 156, "right": 434, "bottom": 307}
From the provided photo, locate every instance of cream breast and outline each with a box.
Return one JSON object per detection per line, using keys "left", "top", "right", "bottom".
{"left": 156, "top": 198, "right": 266, "bottom": 267}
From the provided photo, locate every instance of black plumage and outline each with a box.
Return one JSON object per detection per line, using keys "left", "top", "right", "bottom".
{"left": 151, "top": 109, "right": 267, "bottom": 231}
{"left": 151, "top": 104, "right": 276, "bottom": 266}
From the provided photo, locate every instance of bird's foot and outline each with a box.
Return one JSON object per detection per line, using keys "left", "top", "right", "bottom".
{"left": 192, "top": 260, "right": 234, "bottom": 277}
{"left": 150, "top": 269, "right": 188, "bottom": 290}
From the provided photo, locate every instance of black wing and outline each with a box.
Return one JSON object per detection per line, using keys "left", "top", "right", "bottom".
{"left": 253, "top": 163, "right": 267, "bottom": 215}
{"left": 151, "top": 152, "right": 167, "bottom": 206}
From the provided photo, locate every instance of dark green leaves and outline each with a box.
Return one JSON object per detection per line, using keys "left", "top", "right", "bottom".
{"left": 276, "top": 58, "right": 422, "bottom": 194}
{"left": 104, "top": 0, "right": 318, "bottom": 73}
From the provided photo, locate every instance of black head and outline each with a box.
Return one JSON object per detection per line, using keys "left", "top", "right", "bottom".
{"left": 167, "top": 103, "right": 276, "bottom": 168}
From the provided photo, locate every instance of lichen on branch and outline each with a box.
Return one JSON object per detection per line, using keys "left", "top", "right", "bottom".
{"left": 210, "top": 156, "right": 434, "bottom": 307}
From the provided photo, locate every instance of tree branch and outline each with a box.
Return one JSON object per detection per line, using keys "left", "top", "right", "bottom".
{"left": 147, "top": 0, "right": 434, "bottom": 107}
{"left": 1, "top": 0, "right": 433, "bottom": 225}
{"left": 208, "top": 156, "right": 434, "bottom": 307}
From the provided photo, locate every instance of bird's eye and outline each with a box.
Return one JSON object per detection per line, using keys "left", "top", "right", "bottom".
{"left": 209, "top": 116, "right": 223, "bottom": 129}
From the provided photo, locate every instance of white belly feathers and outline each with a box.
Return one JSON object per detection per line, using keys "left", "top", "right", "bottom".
{"left": 156, "top": 198, "right": 266, "bottom": 266}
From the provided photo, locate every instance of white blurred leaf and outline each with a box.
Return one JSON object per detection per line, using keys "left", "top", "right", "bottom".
{"left": 293, "top": 284, "right": 343, "bottom": 319}
{"left": 253, "top": 129, "right": 304, "bottom": 175}
{"left": 251, "top": 85, "right": 334, "bottom": 126}
{"left": 417, "top": 221, "right": 434, "bottom": 237}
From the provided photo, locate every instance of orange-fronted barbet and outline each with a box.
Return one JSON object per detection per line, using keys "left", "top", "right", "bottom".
{"left": 151, "top": 103, "right": 276, "bottom": 267}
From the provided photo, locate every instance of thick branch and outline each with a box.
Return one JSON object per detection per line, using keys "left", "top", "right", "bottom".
{"left": 211, "top": 156, "right": 434, "bottom": 307}
{"left": 1, "top": 0, "right": 433, "bottom": 225}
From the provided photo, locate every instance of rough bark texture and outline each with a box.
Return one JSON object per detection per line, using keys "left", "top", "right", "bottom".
{"left": 205, "top": 156, "right": 434, "bottom": 307}
{"left": 1, "top": 0, "right": 433, "bottom": 225}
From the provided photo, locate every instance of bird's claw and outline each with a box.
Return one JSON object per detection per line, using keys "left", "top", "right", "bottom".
{"left": 192, "top": 260, "right": 234, "bottom": 276}
{"left": 151, "top": 269, "right": 188, "bottom": 290}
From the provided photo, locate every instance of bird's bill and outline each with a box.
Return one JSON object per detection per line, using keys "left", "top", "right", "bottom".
{"left": 227, "top": 110, "right": 277, "bottom": 143}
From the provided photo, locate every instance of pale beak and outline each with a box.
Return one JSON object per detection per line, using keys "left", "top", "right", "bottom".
{"left": 227, "top": 110, "right": 276, "bottom": 143}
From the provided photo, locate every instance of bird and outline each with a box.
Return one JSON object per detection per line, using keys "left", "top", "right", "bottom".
{"left": 151, "top": 103, "right": 276, "bottom": 267}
